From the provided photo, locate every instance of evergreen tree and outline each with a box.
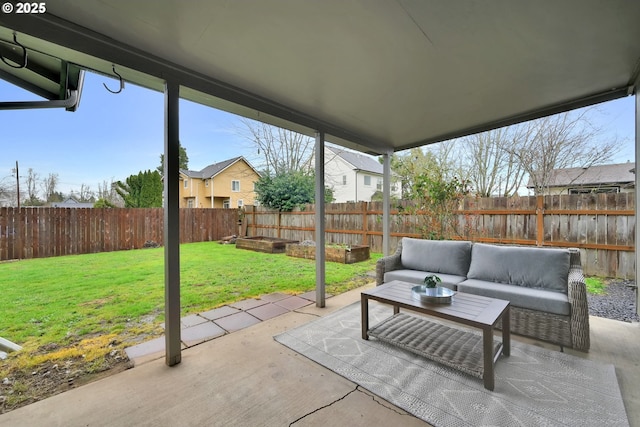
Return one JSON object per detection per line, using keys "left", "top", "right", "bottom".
{"left": 157, "top": 143, "right": 189, "bottom": 174}
{"left": 115, "top": 170, "right": 163, "bottom": 207}
{"left": 254, "top": 171, "right": 333, "bottom": 211}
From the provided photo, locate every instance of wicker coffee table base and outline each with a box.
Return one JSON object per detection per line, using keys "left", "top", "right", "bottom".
{"left": 369, "top": 313, "right": 502, "bottom": 380}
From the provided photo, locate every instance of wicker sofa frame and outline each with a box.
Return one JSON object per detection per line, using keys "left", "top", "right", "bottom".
{"left": 376, "top": 240, "right": 590, "bottom": 352}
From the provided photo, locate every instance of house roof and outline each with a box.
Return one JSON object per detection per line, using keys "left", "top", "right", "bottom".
{"left": 1, "top": 2, "right": 638, "bottom": 155}
{"left": 326, "top": 145, "right": 383, "bottom": 175}
{"left": 182, "top": 156, "right": 259, "bottom": 179}
{"left": 527, "top": 162, "right": 636, "bottom": 189}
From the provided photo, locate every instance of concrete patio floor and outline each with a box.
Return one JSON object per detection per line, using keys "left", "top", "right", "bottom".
{"left": 1, "top": 283, "right": 638, "bottom": 427}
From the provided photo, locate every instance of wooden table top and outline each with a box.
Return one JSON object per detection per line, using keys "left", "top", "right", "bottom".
{"left": 362, "top": 280, "right": 510, "bottom": 328}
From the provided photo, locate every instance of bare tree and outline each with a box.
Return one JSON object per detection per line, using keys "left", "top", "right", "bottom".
{"left": 390, "top": 148, "right": 439, "bottom": 198}
{"left": 237, "top": 118, "right": 314, "bottom": 175}
{"left": 0, "top": 174, "right": 12, "bottom": 206}
{"left": 97, "top": 179, "right": 123, "bottom": 206}
{"left": 24, "top": 168, "right": 42, "bottom": 205}
{"left": 462, "top": 127, "right": 526, "bottom": 197}
{"left": 77, "top": 183, "right": 95, "bottom": 202}
{"left": 41, "top": 173, "right": 61, "bottom": 202}
{"left": 509, "top": 109, "right": 619, "bottom": 195}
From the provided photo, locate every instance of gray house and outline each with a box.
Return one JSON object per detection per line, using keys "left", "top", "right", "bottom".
{"left": 527, "top": 162, "right": 635, "bottom": 195}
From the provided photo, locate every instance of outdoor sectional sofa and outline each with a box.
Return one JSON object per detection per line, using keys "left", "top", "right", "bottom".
{"left": 376, "top": 237, "right": 590, "bottom": 352}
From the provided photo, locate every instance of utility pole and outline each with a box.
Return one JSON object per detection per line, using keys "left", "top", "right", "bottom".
{"left": 15, "top": 160, "right": 20, "bottom": 209}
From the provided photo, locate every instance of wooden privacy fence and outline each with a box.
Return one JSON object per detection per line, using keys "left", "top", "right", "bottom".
{"left": 0, "top": 207, "right": 239, "bottom": 261}
{"left": 243, "top": 193, "right": 636, "bottom": 278}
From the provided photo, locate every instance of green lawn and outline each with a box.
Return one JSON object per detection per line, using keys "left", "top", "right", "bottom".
{"left": 0, "top": 242, "right": 379, "bottom": 350}
{"left": 585, "top": 276, "right": 607, "bottom": 295}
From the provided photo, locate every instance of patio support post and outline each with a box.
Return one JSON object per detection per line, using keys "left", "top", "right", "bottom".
{"left": 382, "top": 150, "right": 392, "bottom": 256}
{"left": 315, "top": 131, "right": 326, "bottom": 308}
{"left": 633, "top": 85, "right": 640, "bottom": 314}
{"left": 164, "top": 80, "right": 181, "bottom": 366}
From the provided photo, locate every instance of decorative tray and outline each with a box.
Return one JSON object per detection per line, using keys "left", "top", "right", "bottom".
{"left": 411, "top": 285, "right": 455, "bottom": 304}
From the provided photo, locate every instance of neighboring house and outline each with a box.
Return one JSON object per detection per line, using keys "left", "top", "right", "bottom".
{"left": 317, "top": 145, "right": 400, "bottom": 203}
{"left": 0, "top": 193, "right": 13, "bottom": 207}
{"left": 50, "top": 197, "right": 94, "bottom": 208}
{"left": 180, "top": 156, "right": 260, "bottom": 208}
{"left": 527, "top": 162, "right": 636, "bottom": 195}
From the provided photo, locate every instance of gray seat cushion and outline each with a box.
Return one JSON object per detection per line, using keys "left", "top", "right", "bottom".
{"left": 401, "top": 238, "right": 472, "bottom": 277}
{"left": 466, "top": 243, "right": 570, "bottom": 293}
{"left": 457, "top": 279, "right": 571, "bottom": 316}
{"left": 384, "top": 270, "right": 465, "bottom": 290}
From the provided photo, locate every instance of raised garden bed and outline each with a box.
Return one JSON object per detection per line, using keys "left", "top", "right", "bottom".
{"left": 236, "top": 236, "right": 299, "bottom": 254}
{"left": 286, "top": 243, "right": 370, "bottom": 264}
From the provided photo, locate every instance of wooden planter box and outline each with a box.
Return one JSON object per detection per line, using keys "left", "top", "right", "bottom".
{"left": 285, "top": 244, "right": 370, "bottom": 264}
{"left": 236, "top": 236, "right": 299, "bottom": 254}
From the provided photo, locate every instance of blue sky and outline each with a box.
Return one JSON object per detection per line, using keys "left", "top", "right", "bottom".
{"left": 1, "top": 72, "right": 251, "bottom": 194}
{"left": 0, "top": 71, "right": 637, "bottom": 195}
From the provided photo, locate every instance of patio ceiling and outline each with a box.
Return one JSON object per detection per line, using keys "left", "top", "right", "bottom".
{"left": 1, "top": 0, "right": 638, "bottom": 155}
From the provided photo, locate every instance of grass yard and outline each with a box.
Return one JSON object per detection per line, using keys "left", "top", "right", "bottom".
{"left": 0, "top": 242, "right": 380, "bottom": 411}
{"left": 1, "top": 241, "right": 380, "bottom": 348}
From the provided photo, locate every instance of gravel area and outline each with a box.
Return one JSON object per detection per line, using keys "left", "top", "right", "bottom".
{"left": 587, "top": 279, "right": 639, "bottom": 323}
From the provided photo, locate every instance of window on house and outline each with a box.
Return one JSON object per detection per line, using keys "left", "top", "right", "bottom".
{"left": 237, "top": 199, "right": 244, "bottom": 208}
{"left": 232, "top": 180, "right": 240, "bottom": 192}
{"left": 184, "top": 179, "right": 188, "bottom": 188}
{"left": 376, "top": 179, "right": 382, "bottom": 191}
{"left": 364, "top": 175, "right": 371, "bottom": 186}
{"left": 187, "top": 199, "right": 194, "bottom": 208}
{"left": 569, "top": 186, "right": 619, "bottom": 194}
{"left": 205, "top": 179, "right": 209, "bottom": 187}
{"left": 223, "top": 199, "right": 230, "bottom": 209}
{"left": 342, "top": 175, "right": 347, "bottom": 185}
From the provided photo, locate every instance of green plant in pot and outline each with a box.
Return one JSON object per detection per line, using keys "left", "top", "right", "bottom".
{"left": 423, "top": 274, "right": 442, "bottom": 288}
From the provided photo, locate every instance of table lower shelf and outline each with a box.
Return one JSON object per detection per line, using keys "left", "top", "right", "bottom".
{"left": 368, "top": 313, "right": 502, "bottom": 380}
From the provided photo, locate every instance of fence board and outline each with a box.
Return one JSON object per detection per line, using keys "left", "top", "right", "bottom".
{"left": 243, "top": 194, "right": 636, "bottom": 278}
{"left": 0, "top": 207, "right": 239, "bottom": 262}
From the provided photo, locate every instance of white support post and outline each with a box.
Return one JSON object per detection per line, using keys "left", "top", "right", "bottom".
{"left": 382, "top": 151, "right": 392, "bottom": 256}
{"left": 315, "top": 131, "right": 326, "bottom": 307}
{"left": 164, "top": 81, "right": 181, "bottom": 366}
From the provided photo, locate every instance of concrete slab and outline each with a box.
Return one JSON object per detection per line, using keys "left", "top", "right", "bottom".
{"left": 275, "top": 295, "right": 313, "bottom": 311}
{"left": 199, "top": 306, "right": 240, "bottom": 320}
{"left": 181, "top": 322, "right": 226, "bottom": 347}
{"left": 299, "top": 291, "right": 332, "bottom": 302}
{"left": 181, "top": 314, "right": 208, "bottom": 328}
{"left": 229, "top": 298, "right": 269, "bottom": 311}
{"left": 0, "top": 286, "right": 428, "bottom": 427}
{"left": 259, "top": 292, "right": 291, "bottom": 302}
{"left": 246, "top": 302, "right": 289, "bottom": 321}
{"left": 214, "top": 311, "right": 261, "bottom": 333}
{"left": 124, "top": 336, "right": 165, "bottom": 361}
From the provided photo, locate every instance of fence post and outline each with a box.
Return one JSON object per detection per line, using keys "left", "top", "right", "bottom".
{"left": 277, "top": 210, "right": 282, "bottom": 238}
{"left": 361, "top": 201, "right": 368, "bottom": 246}
{"left": 536, "top": 195, "right": 544, "bottom": 247}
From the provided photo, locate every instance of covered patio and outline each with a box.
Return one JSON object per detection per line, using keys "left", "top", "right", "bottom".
{"left": 1, "top": 1, "right": 639, "bottom": 425}
{"left": 0, "top": 285, "right": 638, "bottom": 426}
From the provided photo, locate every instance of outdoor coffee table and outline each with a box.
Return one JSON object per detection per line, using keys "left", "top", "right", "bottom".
{"left": 361, "top": 280, "right": 510, "bottom": 390}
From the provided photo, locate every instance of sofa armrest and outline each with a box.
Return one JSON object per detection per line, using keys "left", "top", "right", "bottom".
{"left": 375, "top": 240, "right": 404, "bottom": 285}
{"left": 567, "top": 248, "right": 590, "bottom": 351}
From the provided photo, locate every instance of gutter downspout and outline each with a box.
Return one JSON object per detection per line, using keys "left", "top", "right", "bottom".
{"left": 0, "top": 89, "right": 79, "bottom": 110}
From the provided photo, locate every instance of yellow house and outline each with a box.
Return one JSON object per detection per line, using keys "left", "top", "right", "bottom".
{"left": 179, "top": 157, "right": 260, "bottom": 208}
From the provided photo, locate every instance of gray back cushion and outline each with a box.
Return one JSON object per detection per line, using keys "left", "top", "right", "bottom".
{"left": 466, "top": 243, "right": 570, "bottom": 292}
{"left": 400, "top": 238, "right": 472, "bottom": 276}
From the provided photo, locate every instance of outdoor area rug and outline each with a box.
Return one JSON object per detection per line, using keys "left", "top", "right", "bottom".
{"left": 274, "top": 302, "right": 629, "bottom": 427}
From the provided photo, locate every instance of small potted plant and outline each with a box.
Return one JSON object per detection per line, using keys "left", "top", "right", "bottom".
{"left": 423, "top": 274, "right": 441, "bottom": 288}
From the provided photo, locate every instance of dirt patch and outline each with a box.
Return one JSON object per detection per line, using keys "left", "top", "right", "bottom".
{"left": 0, "top": 326, "right": 162, "bottom": 415}
{"left": 1, "top": 347, "right": 132, "bottom": 414}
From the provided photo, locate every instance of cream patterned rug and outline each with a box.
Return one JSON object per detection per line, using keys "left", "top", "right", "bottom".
{"left": 275, "top": 302, "right": 629, "bottom": 427}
